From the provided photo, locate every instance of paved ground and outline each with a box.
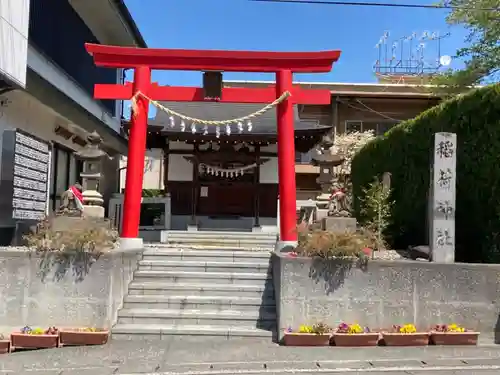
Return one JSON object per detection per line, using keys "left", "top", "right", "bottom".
{"left": 1, "top": 337, "right": 500, "bottom": 374}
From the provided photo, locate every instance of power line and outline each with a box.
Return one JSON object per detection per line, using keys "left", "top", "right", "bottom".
{"left": 250, "top": 0, "right": 500, "bottom": 12}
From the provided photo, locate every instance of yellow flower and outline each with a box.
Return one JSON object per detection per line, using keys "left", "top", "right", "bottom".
{"left": 399, "top": 324, "right": 417, "bottom": 333}
{"left": 299, "top": 325, "right": 314, "bottom": 333}
{"left": 348, "top": 324, "right": 364, "bottom": 334}
{"left": 447, "top": 323, "right": 465, "bottom": 332}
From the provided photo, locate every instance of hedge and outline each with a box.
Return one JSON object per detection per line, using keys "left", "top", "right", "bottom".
{"left": 351, "top": 84, "right": 500, "bottom": 263}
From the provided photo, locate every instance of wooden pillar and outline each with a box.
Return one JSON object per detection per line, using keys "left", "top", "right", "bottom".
{"left": 253, "top": 145, "right": 261, "bottom": 228}
{"left": 333, "top": 96, "right": 339, "bottom": 138}
{"left": 162, "top": 139, "right": 169, "bottom": 192}
{"left": 121, "top": 66, "right": 151, "bottom": 239}
{"left": 276, "top": 69, "right": 297, "bottom": 248}
{"left": 191, "top": 144, "right": 199, "bottom": 225}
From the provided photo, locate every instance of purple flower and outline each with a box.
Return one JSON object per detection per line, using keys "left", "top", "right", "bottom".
{"left": 286, "top": 326, "right": 293, "bottom": 333}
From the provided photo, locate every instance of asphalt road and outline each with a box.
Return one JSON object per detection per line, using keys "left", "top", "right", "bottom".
{"left": 0, "top": 337, "right": 500, "bottom": 374}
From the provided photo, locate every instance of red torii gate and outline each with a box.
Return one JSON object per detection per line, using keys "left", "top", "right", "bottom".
{"left": 85, "top": 44, "right": 341, "bottom": 250}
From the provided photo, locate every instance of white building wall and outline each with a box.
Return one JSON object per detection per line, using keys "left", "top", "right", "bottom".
{"left": 170, "top": 141, "right": 194, "bottom": 151}
{"left": 260, "top": 144, "right": 277, "bottom": 153}
{"left": 168, "top": 154, "right": 192, "bottom": 182}
{"left": 0, "top": 0, "right": 29, "bottom": 87}
{"left": 260, "top": 157, "right": 278, "bottom": 183}
{"left": 119, "top": 149, "right": 166, "bottom": 191}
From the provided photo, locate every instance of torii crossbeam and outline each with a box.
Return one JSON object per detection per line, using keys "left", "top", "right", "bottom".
{"left": 86, "top": 43, "right": 341, "bottom": 250}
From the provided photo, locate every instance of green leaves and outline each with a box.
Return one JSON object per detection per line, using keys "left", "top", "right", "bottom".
{"left": 431, "top": 0, "right": 499, "bottom": 94}
{"left": 360, "top": 177, "right": 393, "bottom": 250}
{"left": 352, "top": 84, "right": 500, "bottom": 262}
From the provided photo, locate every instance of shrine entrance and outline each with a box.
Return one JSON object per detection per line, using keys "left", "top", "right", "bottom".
{"left": 85, "top": 44, "right": 341, "bottom": 250}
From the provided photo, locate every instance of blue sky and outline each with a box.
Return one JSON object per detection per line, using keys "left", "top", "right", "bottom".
{"left": 124, "top": 0, "right": 469, "bottom": 85}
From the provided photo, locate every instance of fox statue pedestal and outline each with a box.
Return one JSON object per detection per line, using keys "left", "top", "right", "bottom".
{"left": 322, "top": 217, "right": 357, "bottom": 233}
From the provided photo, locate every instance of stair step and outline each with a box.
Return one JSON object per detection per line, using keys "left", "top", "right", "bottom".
{"left": 138, "top": 260, "right": 271, "bottom": 273}
{"left": 166, "top": 238, "right": 276, "bottom": 247}
{"left": 133, "top": 270, "right": 272, "bottom": 285}
{"left": 147, "top": 243, "right": 274, "bottom": 251}
{"left": 112, "top": 324, "right": 273, "bottom": 339}
{"left": 142, "top": 248, "right": 272, "bottom": 263}
{"left": 166, "top": 231, "right": 277, "bottom": 239}
{"left": 117, "top": 308, "right": 276, "bottom": 327}
{"left": 123, "top": 295, "right": 275, "bottom": 311}
{"left": 128, "top": 282, "right": 274, "bottom": 297}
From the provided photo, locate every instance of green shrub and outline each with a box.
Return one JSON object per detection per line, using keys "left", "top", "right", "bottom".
{"left": 351, "top": 84, "right": 500, "bottom": 263}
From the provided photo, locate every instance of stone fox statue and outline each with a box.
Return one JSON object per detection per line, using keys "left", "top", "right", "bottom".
{"left": 58, "top": 183, "right": 84, "bottom": 213}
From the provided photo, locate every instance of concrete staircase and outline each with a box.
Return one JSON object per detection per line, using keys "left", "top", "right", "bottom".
{"left": 112, "top": 231, "right": 277, "bottom": 340}
{"left": 162, "top": 230, "right": 278, "bottom": 248}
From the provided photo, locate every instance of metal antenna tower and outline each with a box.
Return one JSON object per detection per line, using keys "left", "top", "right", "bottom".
{"left": 374, "top": 30, "right": 451, "bottom": 82}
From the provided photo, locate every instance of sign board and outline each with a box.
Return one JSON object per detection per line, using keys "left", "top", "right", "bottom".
{"left": 0, "top": 129, "right": 51, "bottom": 223}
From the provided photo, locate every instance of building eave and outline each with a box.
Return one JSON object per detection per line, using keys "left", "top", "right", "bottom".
{"left": 111, "top": 0, "right": 147, "bottom": 48}
{"left": 224, "top": 79, "right": 457, "bottom": 99}
{"left": 69, "top": 0, "right": 146, "bottom": 48}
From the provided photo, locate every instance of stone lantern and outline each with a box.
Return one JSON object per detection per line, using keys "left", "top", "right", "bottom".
{"left": 312, "top": 134, "right": 344, "bottom": 218}
{"left": 312, "top": 134, "right": 356, "bottom": 232}
{"left": 74, "top": 131, "right": 107, "bottom": 218}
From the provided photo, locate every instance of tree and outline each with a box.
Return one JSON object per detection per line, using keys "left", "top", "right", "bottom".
{"left": 432, "top": 0, "right": 499, "bottom": 95}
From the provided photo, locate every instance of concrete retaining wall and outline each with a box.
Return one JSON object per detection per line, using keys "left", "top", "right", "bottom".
{"left": 0, "top": 249, "right": 140, "bottom": 335}
{"left": 273, "top": 254, "right": 500, "bottom": 341}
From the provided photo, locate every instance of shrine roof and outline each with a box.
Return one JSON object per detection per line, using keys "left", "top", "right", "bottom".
{"left": 148, "top": 101, "right": 332, "bottom": 135}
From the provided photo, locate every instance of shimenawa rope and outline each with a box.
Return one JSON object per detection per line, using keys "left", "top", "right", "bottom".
{"left": 130, "top": 90, "right": 291, "bottom": 126}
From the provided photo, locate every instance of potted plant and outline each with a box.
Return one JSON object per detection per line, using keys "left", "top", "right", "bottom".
{"left": 332, "top": 323, "right": 380, "bottom": 347}
{"left": 0, "top": 334, "right": 10, "bottom": 354}
{"left": 430, "top": 324, "right": 479, "bottom": 346}
{"left": 59, "top": 327, "right": 109, "bottom": 346}
{"left": 10, "top": 326, "right": 59, "bottom": 350}
{"left": 382, "top": 324, "right": 429, "bottom": 346}
{"left": 283, "top": 323, "right": 331, "bottom": 346}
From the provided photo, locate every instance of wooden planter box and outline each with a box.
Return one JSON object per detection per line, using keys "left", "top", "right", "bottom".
{"left": 382, "top": 332, "right": 429, "bottom": 346}
{"left": 283, "top": 333, "right": 331, "bottom": 346}
{"left": 0, "top": 340, "right": 10, "bottom": 354}
{"left": 333, "top": 333, "right": 380, "bottom": 347}
{"left": 59, "top": 329, "right": 109, "bottom": 346}
{"left": 10, "top": 333, "right": 59, "bottom": 350}
{"left": 430, "top": 331, "right": 479, "bottom": 346}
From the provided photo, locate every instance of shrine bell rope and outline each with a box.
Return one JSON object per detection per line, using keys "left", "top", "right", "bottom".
{"left": 130, "top": 90, "right": 292, "bottom": 135}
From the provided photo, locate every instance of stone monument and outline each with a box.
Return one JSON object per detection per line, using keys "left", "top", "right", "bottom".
{"left": 429, "top": 132, "right": 457, "bottom": 263}
{"left": 311, "top": 134, "right": 356, "bottom": 233}
{"left": 74, "top": 131, "right": 108, "bottom": 218}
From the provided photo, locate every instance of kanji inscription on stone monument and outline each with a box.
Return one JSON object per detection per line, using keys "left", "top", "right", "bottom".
{"left": 430, "top": 132, "right": 457, "bottom": 263}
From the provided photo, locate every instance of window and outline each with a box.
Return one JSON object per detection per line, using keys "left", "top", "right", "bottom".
{"left": 345, "top": 120, "right": 398, "bottom": 136}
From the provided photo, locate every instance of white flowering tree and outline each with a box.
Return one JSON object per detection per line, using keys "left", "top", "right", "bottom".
{"left": 327, "top": 131, "right": 375, "bottom": 215}
{"left": 331, "top": 130, "right": 375, "bottom": 175}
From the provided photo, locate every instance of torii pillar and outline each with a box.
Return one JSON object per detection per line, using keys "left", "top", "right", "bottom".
{"left": 85, "top": 44, "right": 341, "bottom": 251}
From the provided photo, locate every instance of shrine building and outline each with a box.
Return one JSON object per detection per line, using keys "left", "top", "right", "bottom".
{"left": 112, "top": 79, "right": 441, "bottom": 240}
{"left": 132, "top": 101, "right": 332, "bottom": 233}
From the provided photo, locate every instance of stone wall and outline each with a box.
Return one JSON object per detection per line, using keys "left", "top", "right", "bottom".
{"left": 0, "top": 249, "right": 140, "bottom": 335}
{"left": 273, "top": 254, "right": 500, "bottom": 341}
